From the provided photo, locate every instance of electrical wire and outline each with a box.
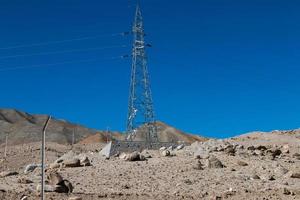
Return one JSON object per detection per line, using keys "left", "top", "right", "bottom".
{"left": 0, "top": 32, "right": 130, "bottom": 50}
{"left": 0, "top": 56, "right": 128, "bottom": 72}
{"left": 0, "top": 45, "right": 127, "bottom": 60}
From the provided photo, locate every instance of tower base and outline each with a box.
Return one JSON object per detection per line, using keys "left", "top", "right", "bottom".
{"left": 99, "top": 140, "right": 178, "bottom": 157}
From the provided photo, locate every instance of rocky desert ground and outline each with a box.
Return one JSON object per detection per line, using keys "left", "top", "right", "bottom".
{"left": 0, "top": 129, "right": 299, "bottom": 200}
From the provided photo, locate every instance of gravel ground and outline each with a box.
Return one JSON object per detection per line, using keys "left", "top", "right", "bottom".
{"left": 0, "top": 132, "right": 299, "bottom": 200}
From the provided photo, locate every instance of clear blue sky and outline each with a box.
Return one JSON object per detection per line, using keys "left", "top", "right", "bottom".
{"left": 0, "top": 0, "right": 298, "bottom": 138}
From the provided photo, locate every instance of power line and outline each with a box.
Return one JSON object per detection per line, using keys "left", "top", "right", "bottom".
{"left": 0, "top": 32, "right": 130, "bottom": 50}
{"left": 0, "top": 45, "right": 127, "bottom": 60}
{"left": 0, "top": 55, "right": 128, "bottom": 72}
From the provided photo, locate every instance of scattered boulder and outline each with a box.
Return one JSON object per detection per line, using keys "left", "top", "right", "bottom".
{"left": 56, "top": 180, "right": 73, "bottom": 193}
{"left": 64, "top": 180, "right": 73, "bottom": 193}
{"left": 49, "top": 163, "right": 61, "bottom": 169}
{"left": 36, "top": 184, "right": 57, "bottom": 192}
{"left": 161, "top": 150, "right": 171, "bottom": 157}
{"left": 68, "top": 197, "right": 82, "bottom": 200}
{"left": 0, "top": 171, "right": 18, "bottom": 178}
{"left": 119, "top": 152, "right": 127, "bottom": 160}
{"left": 224, "top": 145, "right": 235, "bottom": 156}
{"left": 250, "top": 174, "right": 260, "bottom": 180}
{"left": 237, "top": 160, "right": 248, "bottom": 166}
{"left": 274, "top": 166, "right": 289, "bottom": 177}
{"left": 256, "top": 145, "right": 268, "bottom": 151}
{"left": 20, "top": 196, "right": 28, "bottom": 200}
{"left": 79, "top": 156, "right": 91, "bottom": 166}
{"left": 47, "top": 172, "right": 63, "bottom": 186}
{"left": 63, "top": 158, "right": 81, "bottom": 168}
{"left": 17, "top": 177, "right": 33, "bottom": 184}
{"left": 125, "top": 151, "right": 146, "bottom": 161}
{"left": 55, "top": 151, "right": 77, "bottom": 164}
{"left": 282, "top": 145, "right": 290, "bottom": 154}
{"left": 283, "top": 188, "right": 291, "bottom": 195}
{"left": 267, "top": 148, "right": 282, "bottom": 159}
{"left": 292, "top": 153, "right": 300, "bottom": 160}
{"left": 176, "top": 144, "right": 185, "bottom": 150}
{"left": 207, "top": 156, "right": 224, "bottom": 168}
{"left": 193, "top": 160, "right": 204, "bottom": 170}
{"left": 247, "top": 146, "right": 255, "bottom": 151}
{"left": 290, "top": 172, "right": 300, "bottom": 179}
{"left": 24, "top": 164, "right": 40, "bottom": 174}
{"left": 142, "top": 151, "right": 152, "bottom": 159}
{"left": 159, "top": 147, "right": 167, "bottom": 151}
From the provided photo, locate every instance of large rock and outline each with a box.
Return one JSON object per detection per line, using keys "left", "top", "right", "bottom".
{"left": 0, "top": 171, "right": 18, "bottom": 178}
{"left": 55, "top": 151, "right": 77, "bottom": 164}
{"left": 63, "top": 158, "right": 81, "bottom": 168}
{"left": 207, "top": 156, "right": 224, "bottom": 168}
{"left": 47, "top": 172, "right": 63, "bottom": 185}
{"left": 79, "top": 156, "right": 91, "bottom": 166}
{"left": 290, "top": 172, "right": 300, "bottom": 178}
{"left": 125, "top": 151, "right": 146, "bottom": 161}
{"left": 161, "top": 150, "right": 171, "bottom": 157}
{"left": 292, "top": 153, "right": 300, "bottom": 160}
{"left": 61, "top": 180, "right": 73, "bottom": 193}
{"left": 68, "top": 197, "right": 82, "bottom": 200}
{"left": 36, "top": 184, "right": 57, "bottom": 192}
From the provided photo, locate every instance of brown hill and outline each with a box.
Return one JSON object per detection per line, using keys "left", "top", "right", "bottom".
{"left": 0, "top": 109, "right": 96, "bottom": 145}
{"left": 79, "top": 121, "right": 206, "bottom": 144}
{"left": 0, "top": 108, "right": 206, "bottom": 146}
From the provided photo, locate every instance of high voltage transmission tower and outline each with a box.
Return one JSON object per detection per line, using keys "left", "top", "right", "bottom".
{"left": 125, "top": 4, "right": 158, "bottom": 143}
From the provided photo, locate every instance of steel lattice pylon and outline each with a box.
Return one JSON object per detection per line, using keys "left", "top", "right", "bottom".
{"left": 125, "top": 4, "right": 158, "bottom": 143}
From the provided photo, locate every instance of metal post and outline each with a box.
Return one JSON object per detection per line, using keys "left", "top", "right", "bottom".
{"left": 41, "top": 116, "right": 51, "bottom": 200}
{"left": 72, "top": 127, "right": 75, "bottom": 146}
{"left": 4, "top": 133, "right": 8, "bottom": 158}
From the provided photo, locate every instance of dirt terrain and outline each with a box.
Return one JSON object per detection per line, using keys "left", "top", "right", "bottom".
{"left": 0, "top": 109, "right": 205, "bottom": 145}
{"left": 0, "top": 129, "right": 299, "bottom": 200}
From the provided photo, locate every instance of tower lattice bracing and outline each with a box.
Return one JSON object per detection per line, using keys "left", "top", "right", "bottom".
{"left": 126, "top": 5, "right": 158, "bottom": 143}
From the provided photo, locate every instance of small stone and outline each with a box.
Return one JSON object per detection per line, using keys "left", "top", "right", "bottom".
{"left": 193, "top": 160, "right": 204, "bottom": 170}
{"left": 20, "top": 196, "right": 28, "bottom": 200}
{"left": 251, "top": 174, "right": 260, "bottom": 180}
{"left": 24, "top": 164, "right": 39, "bottom": 174}
{"left": 283, "top": 188, "right": 291, "bottom": 195}
{"left": 237, "top": 160, "right": 248, "bottom": 166}
{"left": 17, "top": 177, "right": 33, "bottom": 184}
{"left": 225, "top": 145, "right": 235, "bottom": 156}
{"left": 268, "top": 175, "right": 276, "bottom": 181}
{"left": 274, "top": 166, "right": 289, "bottom": 177}
{"left": 207, "top": 156, "right": 224, "bottom": 168}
